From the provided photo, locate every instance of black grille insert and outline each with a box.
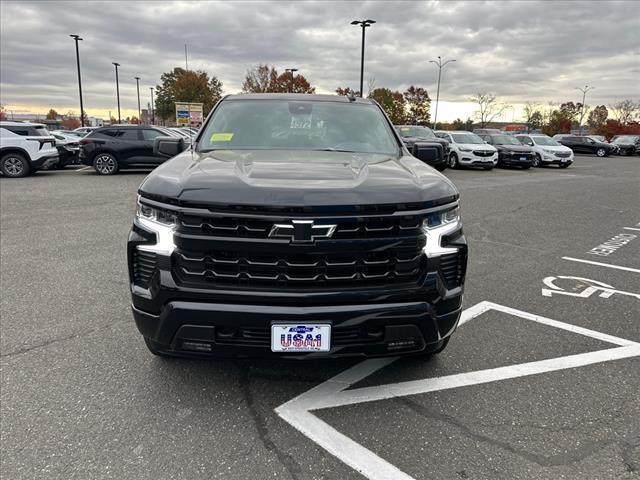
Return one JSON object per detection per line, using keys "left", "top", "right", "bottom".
{"left": 438, "top": 253, "right": 464, "bottom": 289}
{"left": 133, "top": 250, "right": 157, "bottom": 287}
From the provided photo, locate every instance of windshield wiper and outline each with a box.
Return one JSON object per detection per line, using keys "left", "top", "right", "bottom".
{"left": 312, "top": 148, "right": 360, "bottom": 153}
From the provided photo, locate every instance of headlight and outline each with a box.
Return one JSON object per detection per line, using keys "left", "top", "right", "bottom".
{"left": 137, "top": 197, "right": 177, "bottom": 226}
{"left": 136, "top": 197, "right": 177, "bottom": 256}
{"left": 423, "top": 206, "right": 460, "bottom": 229}
{"left": 459, "top": 147, "right": 472, "bottom": 152}
{"left": 543, "top": 149, "right": 556, "bottom": 154}
{"left": 421, "top": 206, "right": 461, "bottom": 258}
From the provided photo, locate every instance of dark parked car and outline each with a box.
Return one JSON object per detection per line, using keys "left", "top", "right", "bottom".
{"left": 558, "top": 135, "right": 616, "bottom": 157}
{"left": 395, "top": 125, "right": 449, "bottom": 171}
{"left": 79, "top": 125, "right": 185, "bottom": 174}
{"left": 611, "top": 135, "right": 640, "bottom": 156}
{"left": 129, "top": 93, "right": 467, "bottom": 359}
{"left": 478, "top": 133, "right": 534, "bottom": 168}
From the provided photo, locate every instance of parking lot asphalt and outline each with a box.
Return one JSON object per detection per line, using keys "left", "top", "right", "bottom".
{"left": 1, "top": 155, "right": 639, "bottom": 480}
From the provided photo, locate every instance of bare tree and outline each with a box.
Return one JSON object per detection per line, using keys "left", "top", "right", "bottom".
{"left": 609, "top": 99, "right": 639, "bottom": 124}
{"left": 366, "top": 76, "right": 376, "bottom": 98}
{"left": 470, "top": 92, "right": 509, "bottom": 128}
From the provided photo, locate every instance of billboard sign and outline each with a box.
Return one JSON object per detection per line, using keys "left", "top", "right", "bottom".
{"left": 175, "top": 102, "right": 204, "bottom": 126}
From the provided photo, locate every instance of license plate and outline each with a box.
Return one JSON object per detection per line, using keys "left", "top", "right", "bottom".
{"left": 271, "top": 324, "right": 331, "bottom": 352}
{"left": 520, "top": 156, "right": 527, "bottom": 161}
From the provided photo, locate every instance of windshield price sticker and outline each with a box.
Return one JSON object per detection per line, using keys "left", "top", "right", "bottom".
{"left": 210, "top": 132, "right": 234, "bottom": 142}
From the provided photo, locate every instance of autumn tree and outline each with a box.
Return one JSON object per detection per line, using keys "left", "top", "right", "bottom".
{"left": 46, "top": 109, "right": 58, "bottom": 120}
{"left": 609, "top": 99, "right": 639, "bottom": 124}
{"left": 451, "top": 118, "right": 474, "bottom": 131}
{"left": 155, "top": 67, "right": 223, "bottom": 123}
{"left": 242, "top": 64, "right": 315, "bottom": 93}
{"left": 0, "top": 104, "right": 6, "bottom": 121}
{"left": 587, "top": 105, "right": 608, "bottom": 132}
{"left": 335, "top": 87, "right": 359, "bottom": 97}
{"left": 523, "top": 102, "right": 544, "bottom": 132}
{"left": 542, "top": 109, "right": 572, "bottom": 136}
{"left": 558, "top": 102, "right": 583, "bottom": 123}
{"left": 403, "top": 86, "right": 430, "bottom": 125}
{"left": 369, "top": 88, "right": 407, "bottom": 124}
{"left": 60, "top": 111, "right": 80, "bottom": 130}
{"left": 471, "top": 92, "right": 509, "bottom": 128}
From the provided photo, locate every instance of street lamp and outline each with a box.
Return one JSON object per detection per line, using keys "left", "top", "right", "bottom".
{"left": 285, "top": 68, "right": 298, "bottom": 93}
{"left": 134, "top": 77, "right": 141, "bottom": 124}
{"left": 112, "top": 62, "right": 121, "bottom": 124}
{"left": 70, "top": 35, "right": 85, "bottom": 127}
{"left": 575, "top": 85, "right": 594, "bottom": 135}
{"left": 429, "top": 56, "right": 456, "bottom": 129}
{"left": 350, "top": 19, "right": 376, "bottom": 97}
{"left": 149, "top": 87, "right": 155, "bottom": 125}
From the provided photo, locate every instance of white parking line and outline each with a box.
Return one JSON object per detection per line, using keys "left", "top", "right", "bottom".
{"left": 275, "top": 301, "right": 640, "bottom": 480}
{"left": 76, "top": 166, "right": 92, "bottom": 172}
{"left": 624, "top": 227, "right": 640, "bottom": 232}
{"left": 562, "top": 256, "right": 640, "bottom": 273}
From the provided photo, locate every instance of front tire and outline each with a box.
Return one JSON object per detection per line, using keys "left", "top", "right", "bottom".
{"left": 532, "top": 154, "right": 542, "bottom": 167}
{"left": 93, "top": 152, "right": 119, "bottom": 175}
{"left": 449, "top": 153, "right": 459, "bottom": 169}
{"left": 596, "top": 148, "right": 607, "bottom": 157}
{"left": 1, "top": 153, "right": 31, "bottom": 177}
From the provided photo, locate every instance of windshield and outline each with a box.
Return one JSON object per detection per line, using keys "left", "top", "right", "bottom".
{"left": 33, "top": 126, "right": 51, "bottom": 136}
{"left": 492, "top": 135, "right": 521, "bottom": 145}
{"left": 450, "top": 133, "right": 484, "bottom": 144}
{"left": 199, "top": 100, "right": 399, "bottom": 155}
{"left": 532, "top": 136, "right": 560, "bottom": 146}
{"left": 613, "top": 136, "right": 638, "bottom": 144}
{"left": 397, "top": 126, "right": 436, "bottom": 139}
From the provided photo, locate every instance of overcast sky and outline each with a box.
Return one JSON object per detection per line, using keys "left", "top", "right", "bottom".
{"left": 1, "top": 0, "right": 638, "bottom": 121}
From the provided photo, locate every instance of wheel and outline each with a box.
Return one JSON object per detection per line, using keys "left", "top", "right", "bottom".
{"left": 93, "top": 152, "right": 119, "bottom": 175}
{"left": 483, "top": 166, "right": 494, "bottom": 170}
{"left": 532, "top": 154, "right": 542, "bottom": 167}
{"left": 522, "top": 165, "right": 531, "bottom": 170}
{"left": 449, "top": 153, "right": 459, "bottom": 169}
{"left": 596, "top": 148, "right": 607, "bottom": 157}
{"left": 1, "top": 152, "right": 31, "bottom": 177}
{"left": 144, "top": 337, "right": 172, "bottom": 357}
{"left": 559, "top": 164, "right": 570, "bottom": 169}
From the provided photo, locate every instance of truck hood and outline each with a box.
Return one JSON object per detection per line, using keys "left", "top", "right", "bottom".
{"left": 139, "top": 149, "right": 459, "bottom": 207}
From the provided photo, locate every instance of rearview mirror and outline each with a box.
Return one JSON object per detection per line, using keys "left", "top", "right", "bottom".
{"left": 154, "top": 136, "right": 185, "bottom": 158}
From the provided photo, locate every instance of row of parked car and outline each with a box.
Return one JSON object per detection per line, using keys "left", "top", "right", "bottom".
{"left": 552, "top": 133, "right": 640, "bottom": 156}
{"left": 0, "top": 121, "right": 199, "bottom": 177}
{"left": 396, "top": 126, "right": 575, "bottom": 171}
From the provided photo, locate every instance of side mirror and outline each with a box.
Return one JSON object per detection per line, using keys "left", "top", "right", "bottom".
{"left": 154, "top": 136, "right": 185, "bottom": 158}
{"left": 412, "top": 142, "right": 442, "bottom": 163}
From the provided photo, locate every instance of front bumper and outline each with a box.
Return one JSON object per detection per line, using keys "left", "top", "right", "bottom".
{"left": 458, "top": 152, "right": 497, "bottom": 166}
{"left": 32, "top": 153, "right": 59, "bottom": 170}
{"left": 128, "top": 214, "right": 467, "bottom": 358}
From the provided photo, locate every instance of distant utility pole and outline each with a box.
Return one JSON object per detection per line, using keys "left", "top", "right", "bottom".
{"left": 350, "top": 19, "right": 376, "bottom": 97}
{"left": 134, "top": 76, "right": 142, "bottom": 124}
{"left": 285, "top": 68, "right": 298, "bottom": 93}
{"left": 149, "top": 87, "right": 155, "bottom": 125}
{"left": 112, "top": 62, "right": 121, "bottom": 124}
{"left": 70, "top": 34, "right": 85, "bottom": 127}
{"left": 185, "top": 44, "right": 188, "bottom": 70}
{"left": 575, "top": 85, "right": 594, "bottom": 135}
{"left": 429, "top": 56, "right": 456, "bottom": 130}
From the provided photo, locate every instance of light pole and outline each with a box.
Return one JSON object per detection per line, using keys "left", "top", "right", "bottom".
{"left": 285, "top": 68, "right": 298, "bottom": 93}
{"left": 112, "top": 62, "right": 121, "bottom": 124}
{"left": 429, "top": 56, "right": 456, "bottom": 129}
{"left": 350, "top": 19, "right": 376, "bottom": 97}
{"left": 134, "top": 76, "right": 141, "bottom": 124}
{"left": 149, "top": 87, "right": 155, "bottom": 125}
{"left": 575, "top": 85, "right": 594, "bottom": 135}
{"left": 70, "top": 35, "right": 85, "bottom": 127}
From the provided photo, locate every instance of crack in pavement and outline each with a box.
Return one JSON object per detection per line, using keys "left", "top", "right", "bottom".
{"left": 238, "top": 363, "right": 303, "bottom": 480}
{"left": 397, "top": 397, "right": 621, "bottom": 468}
{"left": 0, "top": 319, "right": 129, "bottom": 359}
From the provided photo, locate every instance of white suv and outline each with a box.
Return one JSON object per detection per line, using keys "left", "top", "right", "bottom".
{"left": 435, "top": 131, "right": 498, "bottom": 170}
{"left": 515, "top": 134, "right": 574, "bottom": 168}
{"left": 0, "top": 122, "right": 58, "bottom": 177}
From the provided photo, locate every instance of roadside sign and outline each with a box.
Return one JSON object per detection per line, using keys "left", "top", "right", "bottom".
{"left": 175, "top": 102, "right": 203, "bottom": 126}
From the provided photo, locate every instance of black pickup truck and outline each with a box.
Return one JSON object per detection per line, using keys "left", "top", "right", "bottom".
{"left": 128, "top": 94, "right": 467, "bottom": 359}
{"left": 395, "top": 125, "right": 449, "bottom": 171}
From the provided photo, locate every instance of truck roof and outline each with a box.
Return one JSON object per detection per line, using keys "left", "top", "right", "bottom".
{"left": 223, "top": 93, "right": 373, "bottom": 104}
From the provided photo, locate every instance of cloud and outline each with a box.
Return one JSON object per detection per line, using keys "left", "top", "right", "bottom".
{"left": 1, "top": 0, "right": 638, "bottom": 119}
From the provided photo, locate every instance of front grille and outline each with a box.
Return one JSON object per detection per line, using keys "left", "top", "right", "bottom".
{"left": 215, "top": 326, "right": 382, "bottom": 347}
{"left": 179, "top": 215, "right": 422, "bottom": 240}
{"left": 133, "top": 250, "right": 157, "bottom": 287}
{"left": 555, "top": 152, "right": 571, "bottom": 158}
{"left": 173, "top": 243, "right": 425, "bottom": 290}
{"left": 438, "top": 252, "right": 465, "bottom": 289}
{"left": 473, "top": 150, "right": 494, "bottom": 157}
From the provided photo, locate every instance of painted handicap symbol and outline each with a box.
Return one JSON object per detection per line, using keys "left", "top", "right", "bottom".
{"left": 542, "top": 276, "right": 640, "bottom": 300}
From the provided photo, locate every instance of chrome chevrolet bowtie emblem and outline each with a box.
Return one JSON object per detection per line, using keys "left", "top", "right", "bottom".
{"left": 269, "top": 220, "right": 336, "bottom": 243}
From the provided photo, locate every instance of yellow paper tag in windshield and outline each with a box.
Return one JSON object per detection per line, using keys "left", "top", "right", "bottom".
{"left": 210, "top": 133, "right": 234, "bottom": 142}
{"left": 400, "top": 127, "right": 410, "bottom": 131}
